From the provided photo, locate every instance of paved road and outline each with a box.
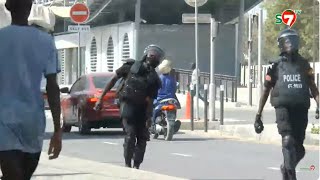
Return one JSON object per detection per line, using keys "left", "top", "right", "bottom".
{"left": 178, "top": 107, "right": 319, "bottom": 125}
{"left": 43, "top": 113, "right": 319, "bottom": 180}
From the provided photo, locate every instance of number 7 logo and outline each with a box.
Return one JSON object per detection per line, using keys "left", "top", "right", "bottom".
{"left": 281, "top": 9, "right": 297, "bottom": 27}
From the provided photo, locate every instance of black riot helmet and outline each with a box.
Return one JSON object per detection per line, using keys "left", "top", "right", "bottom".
{"left": 277, "top": 28, "right": 299, "bottom": 55}
{"left": 143, "top": 44, "right": 165, "bottom": 68}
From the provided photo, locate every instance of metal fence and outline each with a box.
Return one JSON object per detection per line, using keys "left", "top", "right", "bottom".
{"left": 174, "top": 69, "right": 237, "bottom": 102}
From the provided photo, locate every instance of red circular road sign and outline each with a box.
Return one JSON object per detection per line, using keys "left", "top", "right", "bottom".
{"left": 70, "top": 3, "right": 90, "bottom": 24}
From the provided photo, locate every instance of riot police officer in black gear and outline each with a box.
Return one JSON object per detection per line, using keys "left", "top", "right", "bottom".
{"left": 95, "top": 44, "right": 163, "bottom": 169}
{"left": 255, "top": 29, "right": 319, "bottom": 180}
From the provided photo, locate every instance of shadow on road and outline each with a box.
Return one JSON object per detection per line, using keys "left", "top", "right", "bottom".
{"left": 33, "top": 172, "right": 91, "bottom": 177}
{"left": 44, "top": 130, "right": 125, "bottom": 140}
{"left": 171, "top": 137, "right": 227, "bottom": 142}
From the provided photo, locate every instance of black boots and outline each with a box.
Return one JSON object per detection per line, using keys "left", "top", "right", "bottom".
{"left": 125, "top": 160, "right": 140, "bottom": 169}
{"left": 133, "top": 162, "right": 140, "bottom": 169}
{"left": 280, "top": 164, "right": 288, "bottom": 180}
{"left": 281, "top": 164, "right": 297, "bottom": 180}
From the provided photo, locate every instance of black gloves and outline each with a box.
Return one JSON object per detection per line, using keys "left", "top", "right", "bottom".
{"left": 316, "top": 108, "right": 319, "bottom": 119}
{"left": 254, "top": 114, "right": 264, "bottom": 134}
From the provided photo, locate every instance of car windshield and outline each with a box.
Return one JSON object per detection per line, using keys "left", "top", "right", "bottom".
{"left": 92, "top": 76, "right": 121, "bottom": 89}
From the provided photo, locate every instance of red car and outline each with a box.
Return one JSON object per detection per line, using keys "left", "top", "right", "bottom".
{"left": 60, "top": 72, "right": 121, "bottom": 134}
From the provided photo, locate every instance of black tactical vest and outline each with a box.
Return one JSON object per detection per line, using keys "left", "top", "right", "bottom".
{"left": 119, "top": 61, "right": 150, "bottom": 105}
{"left": 270, "top": 57, "right": 310, "bottom": 108}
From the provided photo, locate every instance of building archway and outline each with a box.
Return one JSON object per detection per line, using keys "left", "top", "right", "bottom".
{"left": 122, "top": 33, "right": 130, "bottom": 60}
{"left": 90, "top": 37, "right": 97, "bottom": 72}
{"left": 106, "top": 36, "right": 114, "bottom": 72}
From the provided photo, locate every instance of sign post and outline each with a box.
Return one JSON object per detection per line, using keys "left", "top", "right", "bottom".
{"left": 69, "top": 3, "right": 90, "bottom": 78}
{"left": 184, "top": 0, "right": 208, "bottom": 121}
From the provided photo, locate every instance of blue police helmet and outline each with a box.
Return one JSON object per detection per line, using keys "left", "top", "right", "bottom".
{"left": 277, "top": 28, "right": 299, "bottom": 54}
{"left": 143, "top": 44, "right": 165, "bottom": 68}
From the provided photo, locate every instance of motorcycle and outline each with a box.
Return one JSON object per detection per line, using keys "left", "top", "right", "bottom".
{"left": 151, "top": 98, "right": 181, "bottom": 141}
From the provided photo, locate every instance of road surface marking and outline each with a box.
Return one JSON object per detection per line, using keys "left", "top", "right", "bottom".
{"left": 103, "top": 142, "right": 118, "bottom": 145}
{"left": 267, "top": 167, "right": 300, "bottom": 173}
{"left": 178, "top": 118, "right": 246, "bottom": 122}
{"left": 224, "top": 118, "right": 246, "bottom": 122}
{"left": 171, "top": 153, "right": 192, "bottom": 157}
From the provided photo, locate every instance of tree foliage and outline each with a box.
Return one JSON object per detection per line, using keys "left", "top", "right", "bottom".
{"left": 263, "top": 0, "right": 319, "bottom": 62}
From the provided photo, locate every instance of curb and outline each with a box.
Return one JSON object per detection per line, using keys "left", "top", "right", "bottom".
{"left": 31, "top": 153, "right": 187, "bottom": 180}
{"left": 180, "top": 124, "right": 319, "bottom": 146}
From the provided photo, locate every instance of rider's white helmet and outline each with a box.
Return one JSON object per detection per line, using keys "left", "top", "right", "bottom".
{"left": 158, "top": 59, "right": 172, "bottom": 74}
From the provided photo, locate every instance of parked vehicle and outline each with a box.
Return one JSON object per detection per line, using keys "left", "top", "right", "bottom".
{"left": 151, "top": 98, "right": 181, "bottom": 141}
{"left": 60, "top": 72, "right": 121, "bottom": 134}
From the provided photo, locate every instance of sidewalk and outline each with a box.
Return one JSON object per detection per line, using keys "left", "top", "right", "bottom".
{"left": 13, "top": 154, "right": 186, "bottom": 180}
{"left": 180, "top": 123, "right": 319, "bottom": 147}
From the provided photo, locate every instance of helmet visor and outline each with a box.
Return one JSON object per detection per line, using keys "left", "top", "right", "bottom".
{"left": 279, "top": 35, "right": 299, "bottom": 54}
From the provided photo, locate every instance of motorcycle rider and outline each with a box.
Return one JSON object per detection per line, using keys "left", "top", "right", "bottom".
{"left": 152, "top": 59, "right": 181, "bottom": 134}
{"left": 95, "top": 45, "right": 163, "bottom": 169}
{"left": 254, "top": 28, "right": 319, "bottom": 180}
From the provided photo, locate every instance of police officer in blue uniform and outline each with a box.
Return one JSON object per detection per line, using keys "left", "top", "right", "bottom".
{"left": 254, "top": 29, "right": 319, "bottom": 180}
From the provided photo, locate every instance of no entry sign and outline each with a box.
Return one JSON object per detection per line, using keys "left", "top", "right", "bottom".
{"left": 70, "top": 3, "right": 90, "bottom": 24}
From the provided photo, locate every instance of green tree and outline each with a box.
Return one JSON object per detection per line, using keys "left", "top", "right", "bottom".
{"left": 263, "top": 0, "right": 319, "bottom": 62}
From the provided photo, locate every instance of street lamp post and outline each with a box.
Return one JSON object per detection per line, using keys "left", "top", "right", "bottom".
{"left": 209, "top": 18, "right": 219, "bottom": 122}
{"left": 184, "top": 0, "right": 208, "bottom": 121}
{"left": 247, "top": 14, "right": 253, "bottom": 106}
{"left": 134, "top": 0, "right": 141, "bottom": 60}
{"left": 257, "top": 8, "right": 263, "bottom": 100}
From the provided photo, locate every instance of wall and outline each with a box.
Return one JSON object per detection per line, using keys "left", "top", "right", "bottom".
{"left": 54, "top": 22, "right": 238, "bottom": 85}
{"left": 54, "top": 22, "right": 135, "bottom": 84}
{"left": 138, "top": 24, "right": 236, "bottom": 75}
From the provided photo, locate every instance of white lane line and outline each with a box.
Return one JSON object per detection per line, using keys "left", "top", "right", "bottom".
{"left": 178, "top": 118, "right": 246, "bottom": 122}
{"left": 267, "top": 167, "right": 280, "bottom": 171}
{"left": 171, "top": 153, "right": 192, "bottom": 157}
{"left": 267, "top": 167, "right": 301, "bottom": 173}
{"left": 224, "top": 118, "right": 247, "bottom": 122}
{"left": 103, "top": 142, "right": 118, "bottom": 145}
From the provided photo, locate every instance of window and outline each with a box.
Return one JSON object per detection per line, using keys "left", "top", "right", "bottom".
{"left": 122, "top": 33, "right": 130, "bottom": 60}
{"left": 58, "top": 49, "right": 66, "bottom": 84}
{"left": 70, "top": 77, "right": 87, "bottom": 94}
{"left": 106, "top": 36, "right": 114, "bottom": 72}
{"left": 92, "top": 76, "right": 120, "bottom": 89}
{"left": 70, "top": 80, "right": 80, "bottom": 94}
{"left": 90, "top": 37, "right": 97, "bottom": 72}
{"left": 77, "top": 77, "right": 87, "bottom": 91}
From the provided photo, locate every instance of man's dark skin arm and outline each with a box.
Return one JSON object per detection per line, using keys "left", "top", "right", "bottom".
{"left": 257, "top": 86, "right": 272, "bottom": 116}
{"left": 46, "top": 74, "right": 61, "bottom": 132}
{"left": 96, "top": 75, "right": 120, "bottom": 108}
{"left": 46, "top": 74, "right": 62, "bottom": 160}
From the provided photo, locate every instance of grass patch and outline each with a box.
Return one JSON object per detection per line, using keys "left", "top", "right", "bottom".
{"left": 311, "top": 124, "right": 319, "bottom": 134}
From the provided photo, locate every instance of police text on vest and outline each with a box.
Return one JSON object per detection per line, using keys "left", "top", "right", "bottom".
{"left": 283, "top": 74, "right": 303, "bottom": 89}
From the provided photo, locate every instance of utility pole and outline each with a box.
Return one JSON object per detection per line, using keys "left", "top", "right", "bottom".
{"left": 247, "top": 14, "right": 253, "bottom": 106}
{"left": 134, "top": 0, "right": 141, "bottom": 60}
{"left": 238, "top": 0, "right": 245, "bottom": 85}
{"left": 257, "top": 9, "right": 263, "bottom": 100}
{"left": 209, "top": 18, "right": 219, "bottom": 121}
{"left": 313, "top": 0, "right": 316, "bottom": 69}
{"left": 195, "top": 0, "right": 200, "bottom": 121}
